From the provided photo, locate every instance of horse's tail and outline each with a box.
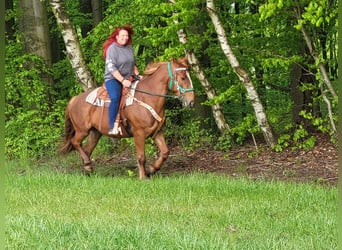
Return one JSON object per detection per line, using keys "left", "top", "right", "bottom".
{"left": 58, "top": 107, "right": 75, "bottom": 154}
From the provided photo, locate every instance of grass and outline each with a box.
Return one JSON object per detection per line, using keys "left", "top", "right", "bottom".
{"left": 5, "top": 160, "right": 337, "bottom": 249}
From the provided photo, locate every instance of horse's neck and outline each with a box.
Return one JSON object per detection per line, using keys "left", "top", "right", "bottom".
{"left": 136, "top": 66, "right": 169, "bottom": 111}
{"left": 140, "top": 67, "right": 169, "bottom": 96}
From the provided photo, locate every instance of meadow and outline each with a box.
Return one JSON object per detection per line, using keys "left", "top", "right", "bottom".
{"left": 5, "top": 161, "right": 337, "bottom": 249}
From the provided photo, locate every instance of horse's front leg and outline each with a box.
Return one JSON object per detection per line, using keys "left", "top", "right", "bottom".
{"left": 147, "top": 132, "right": 169, "bottom": 176}
{"left": 133, "top": 133, "right": 148, "bottom": 180}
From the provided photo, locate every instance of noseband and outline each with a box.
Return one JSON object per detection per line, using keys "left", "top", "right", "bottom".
{"left": 167, "top": 62, "right": 194, "bottom": 94}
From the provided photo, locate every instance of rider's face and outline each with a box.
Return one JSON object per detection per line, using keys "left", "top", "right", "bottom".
{"left": 116, "top": 30, "right": 129, "bottom": 46}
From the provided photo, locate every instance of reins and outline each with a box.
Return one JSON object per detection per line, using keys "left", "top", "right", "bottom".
{"left": 128, "top": 61, "right": 194, "bottom": 99}
{"left": 129, "top": 87, "right": 179, "bottom": 99}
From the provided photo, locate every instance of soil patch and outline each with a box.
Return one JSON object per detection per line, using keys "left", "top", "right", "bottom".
{"left": 98, "top": 134, "right": 338, "bottom": 186}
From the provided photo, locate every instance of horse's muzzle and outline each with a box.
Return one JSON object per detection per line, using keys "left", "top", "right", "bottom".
{"left": 182, "top": 98, "right": 195, "bottom": 108}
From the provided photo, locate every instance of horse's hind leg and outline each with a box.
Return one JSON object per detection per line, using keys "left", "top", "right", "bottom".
{"left": 83, "top": 129, "right": 102, "bottom": 173}
{"left": 84, "top": 129, "right": 102, "bottom": 158}
{"left": 147, "top": 132, "right": 169, "bottom": 176}
{"left": 70, "top": 131, "right": 93, "bottom": 174}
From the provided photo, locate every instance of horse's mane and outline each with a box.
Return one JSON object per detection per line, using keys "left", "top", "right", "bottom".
{"left": 143, "top": 57, "right": 189, "bottom": 76}
{"left": 143, "top": 62, "right": 166, "bottom": 76}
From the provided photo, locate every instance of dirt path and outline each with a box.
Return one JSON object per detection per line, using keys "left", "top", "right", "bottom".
{"left": 161, "top": 134, "right": 338, "bottom": 186}
{"left": 97, "top": 134, "right": 338, "bottom": 186}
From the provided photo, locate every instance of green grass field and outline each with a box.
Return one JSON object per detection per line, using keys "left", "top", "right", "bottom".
{"left": 6, "top": 162, "right": 337, "bottom": 249}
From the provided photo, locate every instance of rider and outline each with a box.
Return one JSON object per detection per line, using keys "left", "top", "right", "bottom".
{"left": 103, "top": 24, "right": 140, "bottom": 135}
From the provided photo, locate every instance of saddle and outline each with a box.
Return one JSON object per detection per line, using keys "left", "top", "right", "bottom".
{"left": 85, "top": 78, "right": 162, "bottom": 134}
{"left": 85, "top": 81, "right": 138, "bottom": 133}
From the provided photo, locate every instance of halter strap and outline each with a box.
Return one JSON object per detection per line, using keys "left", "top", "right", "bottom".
{"left": 167, "top": 62, "right": 173, "bottom": 91}
{"left": 167, "top": 62, "right": 194, "bottom": 93}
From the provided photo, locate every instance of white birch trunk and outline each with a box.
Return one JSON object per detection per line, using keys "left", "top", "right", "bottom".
{"left": 49, "top": 0, "right": 96, "bottom": 91}
{"left": 169, "top": 0, "right": 230, "bottom": 132}
{"left": 294, "top": 9, "right": 337, "bottom": 138}
{"left": 300, "top": 26, "right": 337, "bottom": 98}
{"left": 206, "top": 0, "right": 276, "bottom": 147}
{"left": 187, "top": 52, "right": 231, "bottom": 132}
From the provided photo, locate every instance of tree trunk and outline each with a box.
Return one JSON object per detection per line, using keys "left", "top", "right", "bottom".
{"left": 91, "top": 0, "right": 103, "bottom": 26}
{"left": 18, "top": 0, "right": 52, "bottom": 66}
{"left": 49, "top": 0, "right": 96, "bottom": 91}
{"left": 169, "top": 0, "right": 230, "bottom": 133}
{"left": 5, "top": 0, "right": 15, "bottom": 41}
{"left": 293, "top": 8, "right": 337, "bottom": 99}
{"left": 293, "top": 8, "right": 337, "bottom": 139}
{"left": 290, "top": 63, "right": 304, "bottom": 124}
{"left": 187, "top": 53, "right": 231, "bottom": 132}
{"left": 300, "top": 25, "right": 337, "bottom": 99}
{"left": 206, "top": 0, "right": 275, "bottom": 147}
{"left": 79, "top": 0, "right": 93, "bottom": 37}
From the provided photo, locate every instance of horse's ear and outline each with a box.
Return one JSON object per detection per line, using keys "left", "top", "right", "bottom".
{"left": 184, "top": 53, "right": 190, "bottom": 65}
{"left": 178, "top": 55, "right": 189, "bottom": 68}
{"left": 185, "top": 53, "right": 189, "bottom": 60}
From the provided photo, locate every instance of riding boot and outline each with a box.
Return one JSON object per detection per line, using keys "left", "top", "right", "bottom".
{"left": 108, "top": 121, "right": 122, "bottom": 135}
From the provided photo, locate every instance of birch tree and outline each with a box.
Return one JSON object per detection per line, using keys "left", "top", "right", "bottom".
{"left": 49, "top": 0, "right": 96, "bottom": 90}
{"left": 169, "top": 0, "right": 230, "bottom": 133}
{"left": 206, "top": 0, "right": 276, "bottom": 147}
{"left": 259, "top": 0, "right": 338, "bottom": 140}
{"left": 294, "top": 6, "right": 337, "bottom": 138}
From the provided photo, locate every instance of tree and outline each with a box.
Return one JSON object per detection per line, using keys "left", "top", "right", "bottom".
{"left": 5, "top": 0, "right": 15, "bottom": 41}
{"left": 206, "top": 0, "right": 276, "bottom": 147}
{"left": 91, "top": 0, "right": 103, "bottom": 26}
{"left": 259, "top": 0, "right": 338, "bottom": 139}
{"left": 294, "top": 4, "right": 337, "bottom": 138}
{"left": 49, "top": 0, "right": 96, "bottom": 90}
{"left": 169, "top": 0, "right": 231, "bottom": 133}
{"left": 18, "top": 0, "right": 52, "bottom": 66}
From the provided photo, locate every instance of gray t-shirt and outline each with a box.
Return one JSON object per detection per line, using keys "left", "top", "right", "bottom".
{"left": 104, "top": 42, "right": 135, "bottom": 82}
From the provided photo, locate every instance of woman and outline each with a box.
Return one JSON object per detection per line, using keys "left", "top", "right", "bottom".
{"left": 103, "top": 24, "right": 140, "bottom": 135}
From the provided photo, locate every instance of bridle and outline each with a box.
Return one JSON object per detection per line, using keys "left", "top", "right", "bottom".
{"left": 126, "top": 61, "right": 194, "bottom": 123}
{"left": 130, "top": 61, "right": 194, "bottom": 99}
{"left": 167, "top": 62, "right": 194, "bottom": 94}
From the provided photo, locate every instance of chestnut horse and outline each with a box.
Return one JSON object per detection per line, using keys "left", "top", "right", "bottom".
{"left": 59, "top": 56, "right": 195, "bottom": 179}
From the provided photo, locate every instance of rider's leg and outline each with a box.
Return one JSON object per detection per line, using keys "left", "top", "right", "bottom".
{"left": 105, "top": 79, "right": 122, "bottom": 134}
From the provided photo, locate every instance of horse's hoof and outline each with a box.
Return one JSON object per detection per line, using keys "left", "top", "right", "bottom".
{"left": 146, "top": 166, "right": 160, "bottom": 177}
{"left": 146, "top": 167, "right": 154, "bottom": 176}
{"left": 83, "top": 165, "right": 94, "bottom": 176}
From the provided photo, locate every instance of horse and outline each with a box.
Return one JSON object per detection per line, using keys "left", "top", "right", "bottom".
{"left": 59, "top": 56, "right": 195, "bottom": 179}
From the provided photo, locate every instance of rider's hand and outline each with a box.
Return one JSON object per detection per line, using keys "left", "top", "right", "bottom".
{"left": 122, "top": 79, "right": 131, "bottom": 88}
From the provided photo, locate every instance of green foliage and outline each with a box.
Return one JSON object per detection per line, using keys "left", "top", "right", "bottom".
{"left": 292, "top": 125, "right": 316, "bottom": 150}
{"left": 299, "top": 109, "right": 337, "bottom": 142}
{"left": 5, "top": 39, "right": 68, "bottom": 160}
{"left": 230, "top": 114, "right": 260, "bottom": 145}
{"left": 273, "top": 124, "right": 316, "bottom": 152}
{"left": 165, "top": 106, "right": 214, "bottom": 151}
{"left": 5, "top": 108, "right": 64, "bottom": 160}
{"left": 214, "top": 132, "right": 233, "bottom": 151}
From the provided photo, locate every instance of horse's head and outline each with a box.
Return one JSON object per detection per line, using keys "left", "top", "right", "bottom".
{"left": 168, "top": 56, "right": 195, "bottom": 108}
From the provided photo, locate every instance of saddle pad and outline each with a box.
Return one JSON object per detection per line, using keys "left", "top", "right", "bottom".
{"left": 85, "top": 87, "right": 110, "bottom": 107}
{"left": 86, "top": 80, "right": 139, "bottom": 107}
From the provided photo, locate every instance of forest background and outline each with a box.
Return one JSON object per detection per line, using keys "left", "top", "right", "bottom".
{"left": 5, "top": 0, "right": 338, "bottom": 161}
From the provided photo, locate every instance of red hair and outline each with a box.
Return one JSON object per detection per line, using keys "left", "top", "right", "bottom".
{"left": 103, "top": 24, "right": 134, "bottom": 58}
